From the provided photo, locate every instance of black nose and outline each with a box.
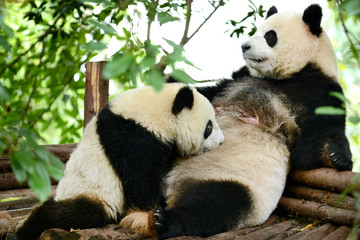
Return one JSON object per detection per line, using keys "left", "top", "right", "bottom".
{"left": 241, "top": 44, "right": 251, "bottom": 53}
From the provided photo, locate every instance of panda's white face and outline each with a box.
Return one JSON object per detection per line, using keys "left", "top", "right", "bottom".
{"left": 175, "top": 91, "right": 224, "bottom": 157}
{"left": 242, "top": 8, "right": 337, "bottom": 80}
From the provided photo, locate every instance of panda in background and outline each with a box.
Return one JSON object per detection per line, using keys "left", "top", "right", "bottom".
{"left": 120, "top": 4, "right": 352, "bottom": 239}
{"left": 13, "top": 83, "right": 224, "bottom": 240}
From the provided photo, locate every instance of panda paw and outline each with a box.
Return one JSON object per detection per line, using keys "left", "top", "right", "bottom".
{"left": 153, "top": 208, "right": 165, "bottom": 229}
{"left": 324, "top": 141, "right": 353, "bottom": 171}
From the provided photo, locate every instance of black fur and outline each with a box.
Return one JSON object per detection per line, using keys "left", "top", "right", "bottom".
{"left": 154, "top": 180, "right": 252, "bottom": 239}
{"left": 264, "top": 30, "right": 277, "bottom": 48}
{"left": 196, "top": 64, "right": 352, "bottom": 171}
{"left": 15, "top": 197, "right": 112, "bottom": 240}
{"left": 172, "top": 87, "right": 194, "bottom": 115}
{"left": 302, "top": 4, "right": 323, "bottom": 37}
{"left": 97, "top": 105, "right": 177, "bottom": 210}
{"left": 266, "top": 6, "right": 278, "bottom": 19}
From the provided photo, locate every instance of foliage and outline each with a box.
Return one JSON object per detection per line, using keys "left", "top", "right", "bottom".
{"left": 0, "top": 0, "right": 227, "bottom": 201}
{"left": 226, "top": 0, "right": 265, "bottom": 37}
{"left": 326, "top": 0, "right": 360, "bottom": 238}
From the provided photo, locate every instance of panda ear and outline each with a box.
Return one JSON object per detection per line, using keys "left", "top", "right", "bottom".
{"left": 302, "top": 4, "right": 323, "bottom": 37}
{"left": 172, "top": 87, "right": 194, "bottom": 116}
{"left": 266, "top": 6, "right": 278, "bottom": 19}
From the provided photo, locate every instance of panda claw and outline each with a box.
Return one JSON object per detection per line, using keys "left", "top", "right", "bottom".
{"left": 324, "top": 142, "right": 353, "bottom": 171}
{"left": 153, "top": 208, "right": 164, "bottom": 228}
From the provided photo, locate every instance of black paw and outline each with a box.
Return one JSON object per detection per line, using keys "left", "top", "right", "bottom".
{"left": 324, "top": 142, "right": 353, "bottom": 171}
{"left": 153, "top": 208, "right": 165, "bottom": 230}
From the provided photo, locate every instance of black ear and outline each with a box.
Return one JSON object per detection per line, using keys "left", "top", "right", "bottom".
{"left": 302, "top": 4, "right": 322, "bottom": 36}
{"left": 266, "top": 6, "right": 278, "bottom": 19}
{"left": 172, "top": 87, "right": 194, "bottom": 116}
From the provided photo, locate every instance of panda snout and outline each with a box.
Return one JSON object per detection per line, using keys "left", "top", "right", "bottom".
{"left": 241, "top": 43, "right": 251, "bottom": 53}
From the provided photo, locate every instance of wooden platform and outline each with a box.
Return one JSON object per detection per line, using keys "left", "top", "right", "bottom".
{"left": 1, "top": 167, "right": 359, "bottom": 239}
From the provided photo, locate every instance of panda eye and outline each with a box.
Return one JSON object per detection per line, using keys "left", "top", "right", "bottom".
{"left": 264, "top": 30, "right": 277, "bottom": 48}
{"left": 204, "top": 120, "right": 213, "bottom": 139}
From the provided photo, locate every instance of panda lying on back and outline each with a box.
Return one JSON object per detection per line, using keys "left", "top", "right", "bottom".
{"left": 13, "top": 83, "right": 224, "bottom": 240}
{"left": 121, "top": 4, "right": 353, "bottom": 239}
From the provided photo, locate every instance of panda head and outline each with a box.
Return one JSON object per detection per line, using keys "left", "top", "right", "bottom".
{"left": 171, "top": 86, "right": 224, "bottom": 156}
{"left": 241, "top": 4, "right": 338, "bottom": 80}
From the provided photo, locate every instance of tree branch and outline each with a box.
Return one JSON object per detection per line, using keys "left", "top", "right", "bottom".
{"left": 0, "top": 14, "right": 62, "bottom": 78}
{"left": 186, "top": 0, "right": 224, "bottom": 45}
{"left": 180, "top": 0, "right": 192, "bottom": 46}
{"left": 28, "top": 53, "right": 93, "bottom": 130}
{"left": 335, "top": 0, "right": 360, "bottom": 69}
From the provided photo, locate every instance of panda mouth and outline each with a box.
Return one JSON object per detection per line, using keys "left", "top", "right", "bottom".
{"left": 248, "top": 57, "right": 266, "bottom": 63}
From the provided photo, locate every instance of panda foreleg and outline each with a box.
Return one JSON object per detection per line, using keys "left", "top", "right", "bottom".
{"left": 14, "top": 196, "right": 113, "bottom": 240}
{"left": 291, "top": 115, "right": 352, "bottom": 171}
{"left": 155, "top": 180, "right": 253, "bottom": 239}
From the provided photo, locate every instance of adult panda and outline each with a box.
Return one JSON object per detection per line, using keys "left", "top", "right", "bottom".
{"left": 13, "top": 83, "right": 224, "bottom": 240}
{"left": 121, "top": 4, "right": 353, "bottom": 239}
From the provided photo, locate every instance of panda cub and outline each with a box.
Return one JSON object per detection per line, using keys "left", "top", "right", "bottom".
{"left": 13, "top": 83, "right": 224, "bottom": 240}
{"left": 121, "top": 4, "right": 352, "bottom": 239}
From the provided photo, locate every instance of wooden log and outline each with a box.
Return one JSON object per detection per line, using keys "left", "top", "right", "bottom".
{"left": 0, "top": 144, "right": 77, "bottom": 190}
{"left": 0, "top": 143, "right": 77, "bottom": 173}
{"left": 289, "top": 168, "right": 359, "bottom": 193}
{"left": 284, "top": 185, "right": 357, "bottom": 211}
{"left": 0, "top": 196, "right": 38, "bottom": 211}
{"left": 84, "top": 61, "right": 109, "bottom": 128}
{"left": 284, "top": 224, "right": 336, "bottom": 240}
{"left": 45, "top": 143, "right": 78, "bottom": 163}
{"left": 277, "top": 197, "right": 358, "bottom": 226}
{"left": 322, "top": 226, "right": 351, "bottom": 240}
{"left": 205, "top": 215, "right": 281, "bottom": 240}
{"left": 0, "top": 172, "right": 60, "bottom": 191}
{"left": 234, "top": 220, "right": 294, "bottom": 240}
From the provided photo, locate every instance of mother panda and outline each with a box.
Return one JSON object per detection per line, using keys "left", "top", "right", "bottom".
{"left": 121, "top": 4, "right": 353, "bottom": 239}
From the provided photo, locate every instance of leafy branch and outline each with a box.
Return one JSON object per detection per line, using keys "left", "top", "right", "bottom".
{"left": 335, "top": 0, "right": 360, "bottom": 69}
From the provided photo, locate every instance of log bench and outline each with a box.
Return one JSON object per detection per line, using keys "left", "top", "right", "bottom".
{"left": 1, "top": 62, "right": 359, "bottom": 239}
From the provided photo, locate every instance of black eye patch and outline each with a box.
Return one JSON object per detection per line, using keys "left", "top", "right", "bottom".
{"left": 264, "top": 30, "right": 277, "bottom": 48}
{"left": 204, "top": 120, "right": 213, "bottom": 139}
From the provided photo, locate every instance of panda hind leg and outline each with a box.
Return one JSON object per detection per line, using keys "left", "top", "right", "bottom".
{"left": 155, "top": 180, "right": 253, "bottom": 239}
{"left": 13, "top": 196, "right": 113, "bottom": 240}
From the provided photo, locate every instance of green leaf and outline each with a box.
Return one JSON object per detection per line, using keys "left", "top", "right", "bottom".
{"left": 157, "top": 12, "right": 179, "bottom": 25}
{"left": 87, "top": 19, "right": 117, "bottom": 35}
{"left": 0, "top": 84, "right": 10, "bottom": 101}
{"left": 147, "top": 69, "right": 164, "bottom": 91}
{"left": 35, "top": 147, "right": 65, "bottom": 181}
{"left": 0, "top": 35, "right": 11, "bottom": 51}
{"left": 140, "top": 56, "right": 156, "bottom": 69}
{"left": 340, "top": 0, "right": 360, "bottom": 15}
{"left": 315, "top": 106, "right": 346, "bottom": 115}
{"left": 81, "top": 40, "right": 107, "bottom": 51}
{"left": 103, "top": 53, "right": 134, "bottom": 79}
{"left": 9, "top": 151, "right": 28, "bottom": 183}
{"left": 349, "top": 115, "right": 360, "bottom": 125}
{"left": 171, "top": 69, "right": 196, "bottom": 84}
{"left": 329, "top": 91, "right": 350, "bottom": 104}
{"left": 28, "top": 163, "right": 51, "bottom": 202}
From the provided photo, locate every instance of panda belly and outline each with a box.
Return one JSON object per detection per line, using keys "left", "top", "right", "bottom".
{"left": 55, "top": 116, "right": 125, "bottom": 220}
{"left": 164, "top": 114, "right": 290, "bottom": 228}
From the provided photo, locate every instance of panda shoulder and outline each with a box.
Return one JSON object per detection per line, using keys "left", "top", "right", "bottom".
{"left": 232, "top": 66, "right": 251, "bottom": 80}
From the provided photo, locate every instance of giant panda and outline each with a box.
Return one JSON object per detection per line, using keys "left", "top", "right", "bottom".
{"left": 120, "top": 4, "right": 353, "bottom": 239}
{"left": 13, "top": 83, "right": 224, "bottom": 240}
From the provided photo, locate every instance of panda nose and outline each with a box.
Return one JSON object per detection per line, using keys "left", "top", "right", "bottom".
{"left": 241, "top": 44, "right": 251, "bottom": 53}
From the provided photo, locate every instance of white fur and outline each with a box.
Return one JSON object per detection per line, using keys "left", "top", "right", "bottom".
{"left": 243, "top": 12, "right": 338, "bottom": 80}
{"left": 165, "top": 108, "right": 291, "bottom": 228}
{"left": 109, "top": 83, "right": 224, "bottom": 156}
{"left": 55, "top": 117, "right": 125, "bottom": 220}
